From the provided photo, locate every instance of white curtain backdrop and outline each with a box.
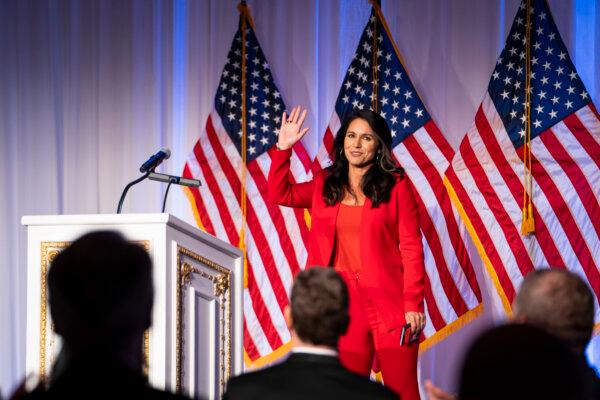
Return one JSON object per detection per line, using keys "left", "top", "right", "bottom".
{"left": 1, "top": 0, "right": 598, "bottom": 396}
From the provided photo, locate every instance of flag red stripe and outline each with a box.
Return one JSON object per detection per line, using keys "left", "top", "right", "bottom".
{"left": 462, "top": 118, "right": 535, "bottom": 278}
{"left": 446, "top": 157, "right": 517, "bottom": 301}
{"left": 205, "top": 118, "right": 242, "bottom": 202}
{"left": 192, "top": 131, "right": 240, "bottom": 245}
{"left": 247, "top": 161, "right": 302, "bottom": 276}
{"left": 245, "top": 196, "right": 291, "bottom": 314}
{"left": 475, "top": 109, "right": 566, "bottom": 268}
{"left": 424, "top": 275, "right": 447, "bottom": 331}
{"left": 245, "top": 258, "right": 285, "bottom": 350}
{"left": 292, "top": 142, "right": 313, "bottom": 173}
{"left": 323, "top": 128, "right": 334, "bottom": 152}
{"left": 414, "top": 189, "right": 469, "bottom": 316}
{"left": 243, "top": 317, "right": 261, "bottom": 361}
{"left": 404, "top": 135, "right": 482, "bottom": 302}
{"left": 541, "top": 130, "right": 600, "bottom": 241}
{"left": 563, "top": 113, "right": 600, "bottom": 171}
{"left": 525, "top": 151, "right": 600, "bottom": 297}
{"left": 403, "top": 137, "right": 470, "bottom": 315}
{"left": 275, "top": 156, "right": 310, "bottom": 254}
{"left": 182, "top": 163, "right": 217, "bottom": 236}
{"left": 423, "top": 120, "right": 454, "bottom": 163}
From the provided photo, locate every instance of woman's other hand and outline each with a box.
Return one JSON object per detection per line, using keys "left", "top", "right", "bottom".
{"left": 424, "top": 380, "right": 456, "bottom": 400}
{"left": 404, "top": 311, "right": 426, "bottom": 342}
{"left": 277, "top": 106, "right": 309, "bottom": 150}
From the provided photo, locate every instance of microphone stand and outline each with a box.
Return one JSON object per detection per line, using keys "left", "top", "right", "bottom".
{"left": 116, "top": 171, "right": 151, "bottom": 214}
{"left": 116, "top": 171, "right": 200, "bottom": 214}
{"left": 161, "top": 179, "right": 175, "bottom": 213}
{"left": 149, "top": 172, "right": 201, "bottom": 213}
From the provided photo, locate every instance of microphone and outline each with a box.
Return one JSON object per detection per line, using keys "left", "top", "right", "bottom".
{"left": 139, "top": 148, "right": 171, "bottom": 173}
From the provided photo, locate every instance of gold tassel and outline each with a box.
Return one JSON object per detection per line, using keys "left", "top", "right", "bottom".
{"left": 521, "top": 203, "right": 535, "bottom": 235}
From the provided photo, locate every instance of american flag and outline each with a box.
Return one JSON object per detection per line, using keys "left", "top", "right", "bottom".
{"left": 444, "top": 0, "right": 600, "bottom": 319}
{"left": 182, "top": 6, "right": 312, "bottom": 366}
{"left": 313, "top": 5, "right": 483, "bottom": 347}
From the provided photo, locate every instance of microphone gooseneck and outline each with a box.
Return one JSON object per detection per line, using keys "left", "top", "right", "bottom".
{"left": 116, "top": 171, "right": 151, "bottom": 214}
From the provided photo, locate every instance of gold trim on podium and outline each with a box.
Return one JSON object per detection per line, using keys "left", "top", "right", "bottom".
{"left": 176, "top": 245, "right": 232, "bottom": 395}
{"left": 40, "top": 242, "right": 70, "bottom": 384}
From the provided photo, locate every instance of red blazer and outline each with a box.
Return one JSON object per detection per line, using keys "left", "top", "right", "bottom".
{"left": 268, "top": 148, "right": 425, "bottom": 331}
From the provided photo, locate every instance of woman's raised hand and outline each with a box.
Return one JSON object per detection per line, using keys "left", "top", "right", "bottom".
{"left": 277, "top": 106, "right": 309, "bottom": 150}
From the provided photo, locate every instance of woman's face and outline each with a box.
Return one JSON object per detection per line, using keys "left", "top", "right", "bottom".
{"left": 343, "top": 118, "right": 379, "bottom": 168}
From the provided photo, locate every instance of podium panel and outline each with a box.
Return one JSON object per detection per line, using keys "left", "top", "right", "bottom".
{"left": 22, "top": 213, "right": 243, "bottom": 400}
{"left": 177, "top": 245, "right": 233, "bottom": 398}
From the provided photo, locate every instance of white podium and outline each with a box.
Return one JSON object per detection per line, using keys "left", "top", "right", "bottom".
{"left": 21, "top": 213, "right": 243, "bottom": 400}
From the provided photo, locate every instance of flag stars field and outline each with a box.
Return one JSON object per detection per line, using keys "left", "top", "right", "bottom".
{"left": 488, "top": 0, "right": 588, "bottom": 148}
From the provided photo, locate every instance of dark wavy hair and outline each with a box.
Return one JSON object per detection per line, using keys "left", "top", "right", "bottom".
{"left": 322, "top": 109, "right": 403, "bottom": 207}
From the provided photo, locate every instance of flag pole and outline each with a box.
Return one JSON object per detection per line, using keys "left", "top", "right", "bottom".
{"left": 237, "top": 1, "right": 253, "bottom": 287}
{"left": 369, "top": 0, "right": 409, "bottom": 75}
{"left": 370, "top": 0, "right": 380, "bottom": 111}
{"left": 521, "top": 0, "right": 535, "bottom": 235}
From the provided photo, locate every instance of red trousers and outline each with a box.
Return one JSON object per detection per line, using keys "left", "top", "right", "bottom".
{"left": 337, "top": 271, "right": 420, "bottom": 400}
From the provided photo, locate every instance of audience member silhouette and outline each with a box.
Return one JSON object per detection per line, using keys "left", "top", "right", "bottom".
{"left": 223, "top": 267, "right": 396, "bottom": 400}
{"left": 16, "top": 230, "right": 189, "bottom": 399}
{"left": 512, "top": 269, "right": 600, "bottom": 399}
{"left": 426, "top": 268, "right": 598, "bottom": 400}
{"left": 457, "top": 323, "right": 582, "bottom": 400}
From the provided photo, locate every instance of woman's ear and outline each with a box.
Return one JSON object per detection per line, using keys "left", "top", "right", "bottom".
{"left": 284, "top": 305, "right": 293, "bottom": 331}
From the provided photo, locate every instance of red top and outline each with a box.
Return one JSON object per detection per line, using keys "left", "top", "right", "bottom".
{"left": 333, "top": 204, "right": 363, "bottom": 274}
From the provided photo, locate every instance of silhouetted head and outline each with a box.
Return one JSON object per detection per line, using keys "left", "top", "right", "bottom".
{"left": 48, "top": 231, "right": 153, "bottom": 352}
{"left": 458, "top": 324, "right": 582, "bottom": 400}
{"left": 289, "top": 267, "right": 349, "bottom": 348}
{"left": 513, "top": 268, "right": 594, "bottom": 353}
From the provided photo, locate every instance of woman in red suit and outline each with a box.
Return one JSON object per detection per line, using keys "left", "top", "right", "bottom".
{"left": 268, "top": 106, "right": 425, "bottom": 400}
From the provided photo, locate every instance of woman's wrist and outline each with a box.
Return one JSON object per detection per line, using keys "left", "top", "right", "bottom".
{"left": 275, "top": 142, "right": 291, "bottom": 151}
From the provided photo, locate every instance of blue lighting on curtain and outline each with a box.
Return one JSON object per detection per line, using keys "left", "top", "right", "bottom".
{"left": 173, "top": 0, "right": 187, "bottom": 143}
{"left": 574, "top": 0, "right": 596, "bottom": 100}
{"left": 498, "top": 0, "right": 506, "bottom": 53}
{"left": 337, "top": 0, "right": 370, "bottom": 80}
{"left": 154, "top": 0, "right": 165, "bottom": 145}
{"left": 49, "top": 1, "right": 65, "bottom": 212}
